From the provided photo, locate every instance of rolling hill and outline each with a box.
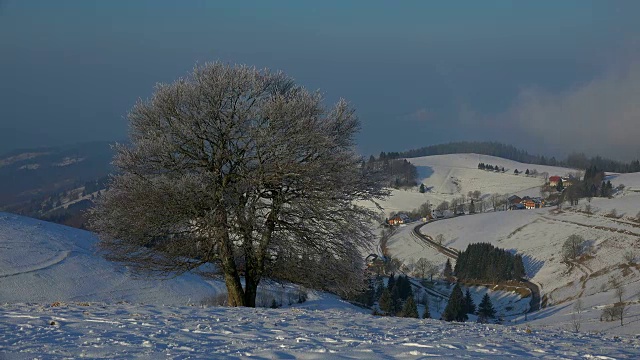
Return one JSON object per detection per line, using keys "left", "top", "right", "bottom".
{"left": 383, "top": 154, "right": 640, "bottom": 335}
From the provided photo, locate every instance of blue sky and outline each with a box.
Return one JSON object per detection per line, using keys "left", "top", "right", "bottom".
{"left": 1, "top": 1, "right": 639, "bottom": 159}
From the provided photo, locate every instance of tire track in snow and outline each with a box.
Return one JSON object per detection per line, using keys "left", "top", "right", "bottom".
{"left": 0, "top": 250, "right": 71, "bottom": 278}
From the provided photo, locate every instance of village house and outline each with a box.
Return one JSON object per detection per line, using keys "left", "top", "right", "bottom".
{"left": 387, "top": 213, "right": 410, "bottom": 226}
{"left": 508, "top": 195, "right": 523, "bottom": 210}
{"left": 549, "top": 176, "right": 562, "bottom": 187}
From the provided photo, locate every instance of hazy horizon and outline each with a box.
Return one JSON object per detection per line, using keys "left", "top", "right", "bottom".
{"left": 2, "top": 1, "right": 640, "bottom": 160}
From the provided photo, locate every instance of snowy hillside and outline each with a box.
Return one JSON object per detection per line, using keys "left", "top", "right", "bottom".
{"left": 374, "top": 153, "right": 578, "bottom": 216}
{"left": 383, "top": 156, "right": 640, "bottom": 335}
{"left": 0, "top": 212, "right": 226, "bottom": 305}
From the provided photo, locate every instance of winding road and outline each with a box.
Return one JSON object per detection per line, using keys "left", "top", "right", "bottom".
{"left": 412, "top": 221, "right": 541, "bottom": 313}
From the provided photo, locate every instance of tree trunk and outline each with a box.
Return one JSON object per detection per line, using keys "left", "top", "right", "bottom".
{"left": 216, "top": 206, "right": 246, "bottom": 307}
{"left": 244, "top": 273, "right": 258, "bottom": 307}
{"left": 225, "top": 272, "right": 246, "bottom": 306}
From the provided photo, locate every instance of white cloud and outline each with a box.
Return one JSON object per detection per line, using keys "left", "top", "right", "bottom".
{"left": 503, "top": 61, "right": 640, "bottom": 160}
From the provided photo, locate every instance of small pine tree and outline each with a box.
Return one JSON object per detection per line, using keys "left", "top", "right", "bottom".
{"left": 443, "top": 283, "right": 467, "bottom": 322}
{"left": 379, "top": 288, "right": 393, "bottom": 315}
{"left": 514, "top": 169, "right": 519, "bottom": 175}
{"left": 423, "top": 301, "right": 431, "bottom": 319}
{"left": 443, "top": 259, "right": 453, "bottom": 279}
{"left": 525, "top": 169, "right": 530, "bottom": 175}
{"left": 477, "top": 293, "right": 496, "bottom": 322}
{"left": 391, "top": 284, "right": 402, "bottom": 314}
{"left": 469, "top": 200, "right": 475, "bottom": 214}
{"left": 419, "top": 183, "right": 425, "bottom": 193}
{"left": 464, "top": 288, "right": 476, "bottom": 314}
{"left": 401, "top": 296, "right": 419, "bottom": 318}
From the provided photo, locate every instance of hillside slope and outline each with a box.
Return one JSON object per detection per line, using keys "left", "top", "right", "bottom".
{"left": 374, "top": 153, "right": 577, "bottom": 216}
{"left": 0, "top": 212, "right": 225, "bottom": 305}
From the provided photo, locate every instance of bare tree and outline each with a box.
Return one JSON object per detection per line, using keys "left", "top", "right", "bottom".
{"left": 414, "top": 258, "right": 438, "bottom": 281}
{"left": 435, "top": 234, "right": 445, "bottom": 245}
{"left": 570, "top": 299, "right": 583, "bottom": 332}
{"left": 623, "top": 250, "right": 636, "bottom": 264}
{"left": 436, "top": 201, "right": 449, "bottom": 211}
{"left": 601, "top": 304, "right": 625, "bottom": 326}
{"left": 562, "top": 234, "right": 585, "bottom": 263}
{"left": 414, "top": 258, "right": 430, "bottom": 279}
{"left": 610, "top": 277, "right": 625, "bottom": 304}
{"left": 490, "top": 194, "right": 500, "bottom": 211}
{"left": 584, "top": 204, "right": 592, "bottom": 216}
{"left": 89, "top": 63, "right": 388, "bottom": 307}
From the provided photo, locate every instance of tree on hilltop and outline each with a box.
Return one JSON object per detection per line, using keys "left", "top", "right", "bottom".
{"left": 89, "top": 62, "right": 388, "bottom": 307}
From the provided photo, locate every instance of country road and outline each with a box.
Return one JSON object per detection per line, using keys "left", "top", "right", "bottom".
{"left": 412, "top": 221, "right": 541, "bottom": 313}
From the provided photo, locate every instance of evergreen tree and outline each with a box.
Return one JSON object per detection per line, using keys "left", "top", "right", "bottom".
{"left": 391, "top": 284, "right": 402, "bottom": 314}
{"left": 419, "top": 183, "right": 425, "bottom": 193}
{"left": 443, "top": 259, "right": 453, "bottom": 279}
{"left": 469, "top": 200, "right": 475, "bottom": 214}
{"left": 514, "top": 169, "right": 519, "bottom": 175}
{"left": 443, "top": 283, "right": 467, "bottom": 322}
{"left": 398, "top": 275, "right": 413, "bottom": 300}
{"left": 464, "top": 288, "right": 476, "bottom": 314}
{"left": 477, "top": 293, "right": 496, "bottom": 322}
{"left": 387, "top": 273, "right": 395, "bottom": 290}
{"left": 556, "top": 178, "right": 564, "bottom": 192}
{"left": 525, "top": 169, "right": 530, "bottom": 175}
{"left": 423, "top": 301, "right": 431, "bottom": 319}
{"left": 378, "top": 288, "right": 393, "bottom": 315}
{"left": 401, "top": 296, "right": 419, "bottom": 318}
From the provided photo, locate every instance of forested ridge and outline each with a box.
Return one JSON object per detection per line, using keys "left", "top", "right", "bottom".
{"left": 381, "top": 141, "right": 640, "bottom": 173}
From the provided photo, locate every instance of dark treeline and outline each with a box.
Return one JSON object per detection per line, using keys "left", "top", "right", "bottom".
{"left": 365, "top": 155, "right": 417, "bottom": 188}
{"left": 562, "top": 165, "right": 615, "bottom": 205}
{"left": 381, "top": 141, "right": 640, "bottom": 174}
{"left": 455, "top": 243, "right": 526, "bottom": 283}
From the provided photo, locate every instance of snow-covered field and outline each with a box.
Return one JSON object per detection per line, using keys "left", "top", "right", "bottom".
{"left": 2, "top": 301, "right": 640, "bottom": 359}
{"left": 374, "top": 153, "right": 578, "bottom": 217}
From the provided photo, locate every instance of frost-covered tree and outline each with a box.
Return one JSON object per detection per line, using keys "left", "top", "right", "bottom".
{"left": 89, "top": 63, "right": 388, "bottom": 307}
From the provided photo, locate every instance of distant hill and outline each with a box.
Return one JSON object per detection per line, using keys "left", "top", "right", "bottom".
{"left": 382, "top": 141, "right": 640, "bottom": 173}
{"left": 0, "top": 141, "right": 117, "bottom": 226}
